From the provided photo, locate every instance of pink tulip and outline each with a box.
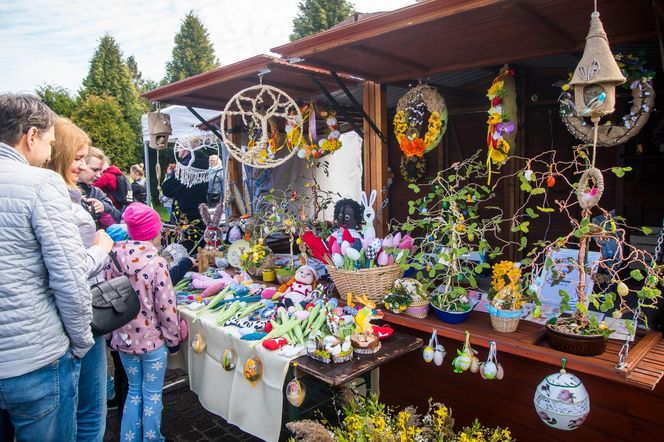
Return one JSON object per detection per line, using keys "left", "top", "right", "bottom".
{"left": 377, "top": 251, "right": 389, "bottom": 266}
{"left": 387, "top": 255, "right": 395, "bottom": 265}
{"left": 393, "top": 232, "right": 402, "bottom": 245}
{"left": 398, "top": 234, "right": 413, "bottom": 250}
{"left": 331, "top": 240, "right": 341, "bottom": 255}
{"left": 382, "top": 235, "right": 394, "bottom": 248}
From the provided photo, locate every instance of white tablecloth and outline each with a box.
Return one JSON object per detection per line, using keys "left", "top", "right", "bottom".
{"left": 172, "top": 307, "right": 296, "bottom": 442}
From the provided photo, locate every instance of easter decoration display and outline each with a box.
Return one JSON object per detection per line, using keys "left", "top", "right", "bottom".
{"left": 173, "top": 132, "right": 221, "bottom": 187}
{"left": 278, "top": 264, "right": 317, "bottom": 307}
{"left": 191, "top": 333, "right": 206, "bottom": 354}
{"left": 534, "top": 358, "right": 590, "bottom": 431}
{"left": 485, "top": 65, "right": 517, "bottom": 184}
{"left": 305, "top": 300, "right": 355, "bottom": 364}
{"left": 360, "top": 190, "right": 377, "bottom": 241}
{"left": 487, "top": 261, "right": 526, "bottom": 333}
{"left": 293, "top": 102, "right": 343, "bottom": 162}
{"left": 479, "top": 341, "right": 504, "bottom": 380}
{"left": 401, "top": 151, "right": 506, "bottom": 324}
{"left": 221, "top": 348, "right": 237, "bottom": 371}
{"left": 393, "top": 83, "right": 447, "bottom": 157}
{"left": 350, "top": 306, "right": 384, "bottom": 355}
{"left": 220, "top": 84, "right": 302, "bottom": 168}
{"left": 285, "top": 377, "right": 307, "bottom": 407}
{"left": 244, "top": 356, "right": 263, "bottom": 385}
{"left": 452, "top": 331, "right": 479, "bottom": 374}
{"left": 394, "top": 278, "right": 430, "bottom": 319}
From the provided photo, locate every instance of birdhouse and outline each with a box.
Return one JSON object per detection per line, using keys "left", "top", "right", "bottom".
{"left": 569, "top": 11, "right": 625, "bottom": 120}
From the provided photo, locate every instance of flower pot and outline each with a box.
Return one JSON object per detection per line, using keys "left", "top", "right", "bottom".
{"left": 487, "top": 305, "right": 522, "bottom": 333}
{"left": 405, "top": 299, "right": 430, "bottom": 319}
{"left": 430, "top": 300, "right": 474, "bottom": 324}
{"left": 545, "top": 322, "right": 608, "bottom": 356}
{"left": 275, "top": 267, "right": 296, "bottom": 284}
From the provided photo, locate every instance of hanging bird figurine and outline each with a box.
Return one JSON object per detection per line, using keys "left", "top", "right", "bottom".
{"left": 578, "top": 92, "right": 606, "bottom": 116}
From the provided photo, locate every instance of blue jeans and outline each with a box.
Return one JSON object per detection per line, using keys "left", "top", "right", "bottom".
{"left": 0, "top": 350, "right": 81, "bottom": 442}
{"left": 76, "top": 336, "right": 106, "bottom": 442}
{"left": 119, "top": 346, "right": 168, "bottom": 442}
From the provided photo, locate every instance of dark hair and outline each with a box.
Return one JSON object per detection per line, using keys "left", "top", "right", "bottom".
{"left": 334, "top": 198, "right": 363, "bottom": 224}
{"left": 0, "top": 93, "right": 56, "bottom": 147}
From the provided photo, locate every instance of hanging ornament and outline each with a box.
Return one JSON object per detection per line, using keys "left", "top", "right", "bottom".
{"left": 173, "top": 132, "right": 221, "bottom": 187}
{"left": 479, "top": 341, "right": 504, "bottom": 380}
{"left": 221, "top": 348, "right": 237, "bottom": 371}
{"left": 423, "top": 329, "right": 435, "bottom": 363}
{"left": 423, "top": 330, "right": 447, "bottom": 366}
{"left": 220, "top": 85, "right": 302, "bottom": 168}
{"left": 286, "top": 377, "right": 307, "bottom": 407}
{"left": 244, "top": 356, "right": 263, "bottom": 385}
{"left": 294, "top": 103, "right": 343, "bottom": 162}
{"left": 452, "top": 331, "right": 475, "bottom": 373}
{"left": 393, "top": 84, "right": 447, "bottom": 157}
{"left": 400, "top": 155, "right": 427, "bottom": 183}
{"left": 546, "top": 165, "right": 556, "bottom": 188}
{"left": 534, "top": 358, "right": 590, "bottom": 431}
{"left": 577, "top": 167, "right": 604, "bottom": 210}
{"left": 191, "top": 333, "right": 206, "bottom": 354}
{"left": 569, "top": 10, "right": 625, "bottom": 122}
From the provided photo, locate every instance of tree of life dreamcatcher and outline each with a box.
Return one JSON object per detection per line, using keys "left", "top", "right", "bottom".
{"left": 220, "top": 84, "right": 303, "bottom": 169}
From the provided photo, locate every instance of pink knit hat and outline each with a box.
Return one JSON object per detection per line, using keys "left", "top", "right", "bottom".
{"left": 123, "top": 203, "right": 162, "bottom": 241}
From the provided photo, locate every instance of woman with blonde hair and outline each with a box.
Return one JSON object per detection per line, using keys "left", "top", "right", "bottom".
{"left": 129, "top": 163, "right": 147, "bottom": 204}
{"left": 47, "top": 117, "right": 113, "bottom": 442}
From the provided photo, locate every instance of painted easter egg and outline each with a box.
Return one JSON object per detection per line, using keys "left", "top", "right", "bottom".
{"left": 221, "top": 348, "right": 237, "bottom": 371}
{"left": 534, "top": 362, "right": 589, "bottom": 430}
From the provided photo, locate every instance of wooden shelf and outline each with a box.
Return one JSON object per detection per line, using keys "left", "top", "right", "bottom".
{"left": 381, "top": 309, "right": 664, "bottom": 390}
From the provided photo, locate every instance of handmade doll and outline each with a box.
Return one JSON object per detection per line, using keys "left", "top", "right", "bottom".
{"left": 330, "top": 198, "right": 363, "bottom": 243}
{"left": 278, "top": 265, "right": 317, "bottom": 307}
{"left": 224, "top": 218, "right": 244, "bottom": 244}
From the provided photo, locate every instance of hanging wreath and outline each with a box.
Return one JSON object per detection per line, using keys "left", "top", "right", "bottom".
{"left": 400, "top": 155, "right": 427, "bottom": 183}
{"left": 558, "top": 53, "right": 655, "bottom": 147}
{"left": 393, "top": 84, "right": 447, "bottom": 157}
{"left": 293, "top": 102, "right": 342, "bottom": 162}
{"left": 577, "top": 167, "right": 604, "bottom": 210}
{"left": 220, "top": 85, "right": 302, "bottom": 169}
{"left": 486, "top": 65, "right": 517, "bottom": 183}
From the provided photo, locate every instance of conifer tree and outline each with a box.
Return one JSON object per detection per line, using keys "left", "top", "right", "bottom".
{"left": 290, "top": 0, "right": 355, "bottom": 41}
{"left": 164, "top": 11, "right": 219, "bottom": 83}
{"left": 35, "top": 84, "right": 77, "bottom": 117}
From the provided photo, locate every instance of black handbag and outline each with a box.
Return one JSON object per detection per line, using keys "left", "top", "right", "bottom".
{"left": 90, "top": 253, "right": 140, "bottom": 336}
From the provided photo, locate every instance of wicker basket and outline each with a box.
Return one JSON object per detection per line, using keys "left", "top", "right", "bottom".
{"left": 546, "top": 324, "right": 608, "bottom": 356}
{"left": 487, "top": 305, "right": 521, "bottom": 333}
{"left": 326, "top": 264, "right": 402, "bottom": 302}
{"left": 405, "top": 299, "right": 430, "bottom": 319}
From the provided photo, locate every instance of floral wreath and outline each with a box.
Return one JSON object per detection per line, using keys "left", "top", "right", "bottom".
{"left": 486, "top": 65, "right": 517, "bottom": 183}
{"left": 290, "top": 102, "right": 342, "bottom": 162}
{"left": 558, "top": 52, "right": 655, "bottom": 147}
{"left": 399, "top": 155, "right": 426, "bottom": 183}
{"left": 393, "top": 84, "right": 447, "bottom": 157}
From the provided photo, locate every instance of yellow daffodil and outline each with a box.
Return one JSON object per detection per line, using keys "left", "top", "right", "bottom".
{"left": 487, "top": 113, "right": 501, "bottom": 125}
{"left": 486, "top": 80, "right": 504, "bottom": 98}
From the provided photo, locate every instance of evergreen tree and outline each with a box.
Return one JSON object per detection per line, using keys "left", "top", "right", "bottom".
{"left": 290, "top": 0, "right": 355, "bottom": 41}
{"left": 164, "top": 11, "right": 219, "bottom": 83}
{"left": 126, "top": 55, "right": 146, "bottom": 92}
{"left": 80, "top": 34, "right": 143, "bottom": 130}
{"left": 73, "top": 95, "right": 138, "bottom": 170}
{"left": 36, "top": 84, "right": 77, "bottom": 117}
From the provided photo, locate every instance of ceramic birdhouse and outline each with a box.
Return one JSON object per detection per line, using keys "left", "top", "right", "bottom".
{"left": 569, "top": 11, "right": 625, "bottom": 120}
{"left": 533, "top": 359, "right": 590, "bottom": 431}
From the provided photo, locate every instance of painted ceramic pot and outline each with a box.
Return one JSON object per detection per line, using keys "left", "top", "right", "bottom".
{"left": 533, "top": 362, "right": 590, "bottom": 431}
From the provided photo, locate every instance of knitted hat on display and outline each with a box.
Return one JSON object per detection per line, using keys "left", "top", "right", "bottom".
{"left": 123, "top": 203, "right": 162, "bottom": 241}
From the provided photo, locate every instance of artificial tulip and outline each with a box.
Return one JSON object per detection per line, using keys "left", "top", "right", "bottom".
{"left": 393, "top": 232, "right": 402, "bottom": 246}
{"left": 398, "top": 234, "right": 413, "bottom": 250}
{"left": 387, "top": 255, "right": 395, "bottom": 265}
{"left": 341, "top": 241, "right": 350, "bottom": 256}
{"left": 346, "top": 247, "right": 361, "bottom": 261}
{"left": 330, "top": 239, "right": 341, "bottom": 255}
{"left": 376, "top": 250, "right": 389, "bottom": 266}
{"left": 332, "top": 253, "right": 344, "bottom": 268}
{"left": 342, "top": 228, "right": 354, "bottom": 244}
{"left": 382, "top": 234, "right": 395, "bottom": 248}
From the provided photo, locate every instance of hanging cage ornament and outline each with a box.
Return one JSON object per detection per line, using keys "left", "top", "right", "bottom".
{"left": 569, "top": 8, "right": 626, "bottom": 122}
{"left": 220, "top": 84, "right": 303, "bottom": 169}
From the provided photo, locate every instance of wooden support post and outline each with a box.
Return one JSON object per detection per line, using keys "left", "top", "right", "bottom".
{"left": 362, "top": 81, "right": 389, "bottom": 237}
{"left": 225, "top": 115, "right": 244, "bottom": 217}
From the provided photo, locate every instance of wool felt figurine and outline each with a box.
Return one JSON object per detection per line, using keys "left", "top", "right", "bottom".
{"left": 278, "top": 265, "right": 317, "bottom": 307}
{"left": 330, "top": 198, "right": 363, "bottom": 243}
{"left": 360, "top": 189, "right": 377, "bottom": 241}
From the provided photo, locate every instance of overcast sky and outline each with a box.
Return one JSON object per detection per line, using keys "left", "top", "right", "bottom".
{"left": 0, "top": 0, "right": 415, "bottom": 95}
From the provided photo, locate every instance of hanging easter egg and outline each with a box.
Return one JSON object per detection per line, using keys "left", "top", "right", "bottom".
{"left": 534, "top": 359, "right": 590, "bottom": 431}
{"left": 191, "top": 333, "right": 206, "bottom": 354}
{"left": 453, "top": 353, "right": 472, "bottom": 373}
{"left": 286, "top": 378, "right": 307, "bottom": 407}
{"left": 547, "top": 175, "right": 556, "bottom": 188}
{"left": 480, "top": 361, "right": 497, "bottom": 380}
{"left": 496, "top": 363, "right": 504, "bottom": 380}
{"left": 423, "top": 345, "right": 434, "bottom": 363}
{"left": 470, "top": 356, "right": 480, "bottom": 373}
{"left": 221, "top": 348, "right": 237, "bottom": 371}
{"left": 244, "top": 356, "right": 263, "bottom": 384}
{"left": 433, "top": 345, "right": 446, "bottom": 366}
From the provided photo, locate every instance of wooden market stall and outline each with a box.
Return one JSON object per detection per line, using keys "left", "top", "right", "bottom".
{"left": 269, "top": 0, "right": 664, "bottom": 440}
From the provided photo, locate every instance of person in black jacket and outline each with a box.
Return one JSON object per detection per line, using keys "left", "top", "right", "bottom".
{"left": 78, "top": 146, "right": 121, "bottom": 228}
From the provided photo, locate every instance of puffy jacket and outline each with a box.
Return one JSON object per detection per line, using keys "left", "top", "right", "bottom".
{"left": 0, "top": 142, "right": 94, "bottom": 378}
{"left": 131, "top": 178, "right": 147, "bottom": 204}
{"left": 94, "top": 165, "right": 124, "bottom": 209}
{"left": 79, "top": 182, "right": 121, "bottom": 228}
{"left": 69, "top": 188, "right": 109, "bottom": 285}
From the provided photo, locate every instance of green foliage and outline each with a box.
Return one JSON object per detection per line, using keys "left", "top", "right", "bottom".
{"left": 73, "top": 95, "right": 138, "bottom": 170}
{"left": 611, "top": 166, "right": 632, "bottom": 178}
{"left": 164, "top": 11, "right": 219, "bottom": 83}
{"left": 290, "top": 0, "right": 355, "bottom": 41}
{"left": 126, "top": 55, "right": 147, "bottom": 92}
{"left": 35, "top": 84, "right": 77, "bottom": 117}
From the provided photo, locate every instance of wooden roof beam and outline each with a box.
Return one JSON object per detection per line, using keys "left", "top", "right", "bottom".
{"left": 510, "top": 2, "right": 578, "bottom": 52}
{"left": 237, "top": 76, "right": 319, "bottom": 95}
{"left": 301, "top": 58, "right": 376, "bottom": 82}
{"left": 349, "top": 44, "right": 431, "bottom": 74}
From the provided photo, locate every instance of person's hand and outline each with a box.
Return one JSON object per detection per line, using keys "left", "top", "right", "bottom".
{"left": 84, "top": 198, "right": 104, "bottom": 214}
{"left": 93, "top": 229, "right": 114, "bottom": 253}
{"left": 189, "top": 257, "right": 198, "bottom": 269}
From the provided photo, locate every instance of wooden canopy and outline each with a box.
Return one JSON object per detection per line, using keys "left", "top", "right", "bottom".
{"left": 142, "top": 54, "right": 362, "bottom": 109}
{"left": 272, "top": 0, "right": 658, "bottom": 83}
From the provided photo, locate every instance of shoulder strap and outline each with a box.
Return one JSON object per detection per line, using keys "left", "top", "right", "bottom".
{"left": 109, "top": 251, "right": 128, "bottom": 277}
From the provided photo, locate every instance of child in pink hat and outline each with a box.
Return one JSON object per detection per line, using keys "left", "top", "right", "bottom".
{"left": 105, "top": 202, "right": 179, "bottom": 442}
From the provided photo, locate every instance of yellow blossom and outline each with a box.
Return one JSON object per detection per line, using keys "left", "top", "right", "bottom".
{"left": 486, "top": 80, "right": 504, "bottom": 98}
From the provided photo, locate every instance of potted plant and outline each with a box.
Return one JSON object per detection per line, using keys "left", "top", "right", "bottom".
{"left": 487, "top": 260, "right": 526, "bottom": 333}
{"left": 400, "top": 151, "right": 505, "bottom": 324}
{"left": 239, "top": 237, "right": 272, "bottom": 278}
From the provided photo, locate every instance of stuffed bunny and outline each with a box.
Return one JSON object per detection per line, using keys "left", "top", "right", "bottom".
{"left": 360, "top": 190, "right": 377, "bottom": 241}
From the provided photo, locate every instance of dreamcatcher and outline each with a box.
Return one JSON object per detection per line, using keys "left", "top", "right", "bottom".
{"left": 220, "top": 84, "right": 303, "bottom": 168}
{"left": 173, "top": 132, "right": 221, "bottom": 188}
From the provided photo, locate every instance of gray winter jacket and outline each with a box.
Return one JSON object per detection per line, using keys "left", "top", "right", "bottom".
{"left": 0, "top": 142, "right": 94, "bottom": 379}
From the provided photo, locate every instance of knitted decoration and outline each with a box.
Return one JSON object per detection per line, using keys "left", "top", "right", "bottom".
{"left": 173, "top": 132, "right": 220, "bottom": 188}
{"left": 220, "top": 85, "right": 302, "bottom": 169}
{"left": 577, "top": 167, "right": 604, "bottom": 210}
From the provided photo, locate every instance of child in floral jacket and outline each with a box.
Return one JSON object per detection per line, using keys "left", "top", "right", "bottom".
{"left": 105, "top": 203, "right": 179, "bottom": 442}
